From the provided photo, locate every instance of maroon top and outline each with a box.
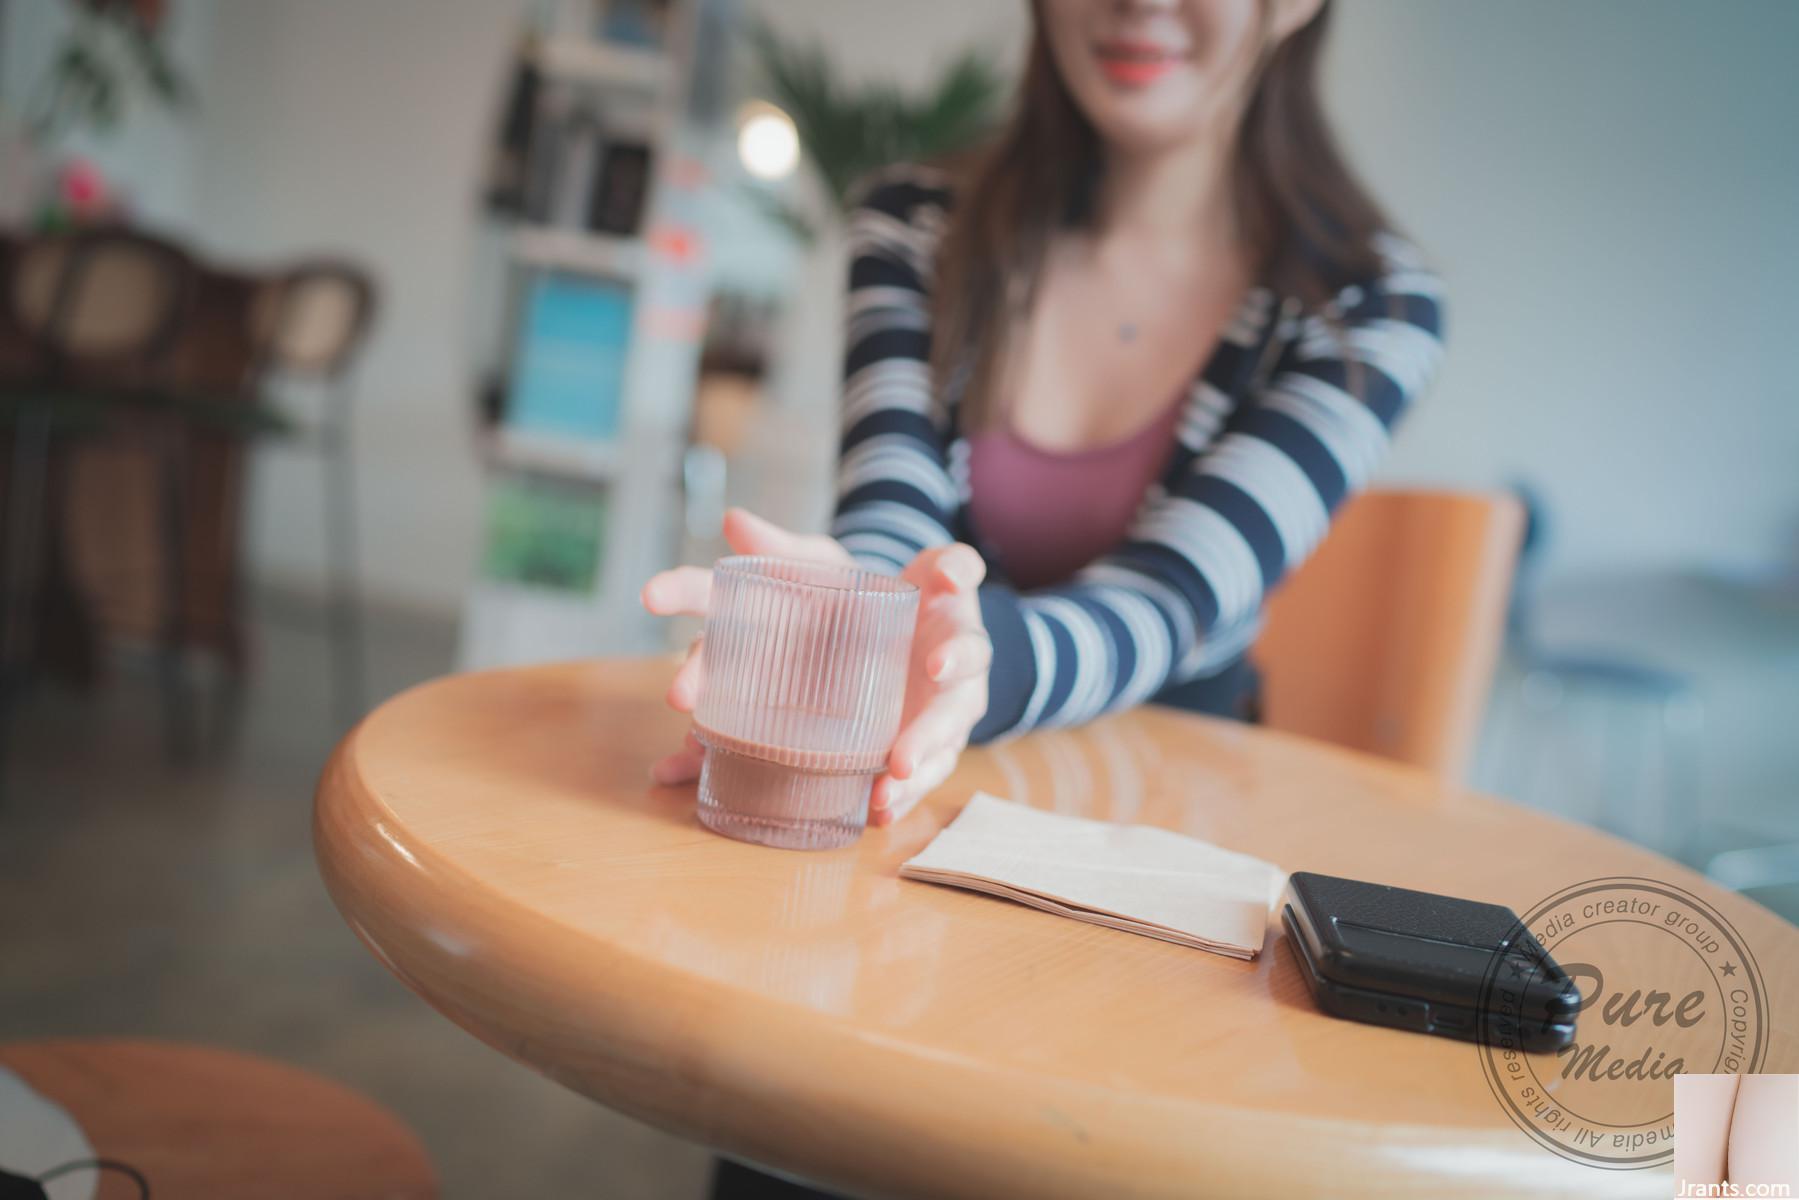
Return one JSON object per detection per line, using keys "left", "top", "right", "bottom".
{"left": 967, "top": 397, "right": 1185, "bottom": 590}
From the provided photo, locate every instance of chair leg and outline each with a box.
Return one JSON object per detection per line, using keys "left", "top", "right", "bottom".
{"left": 1472, "top": 656, "right": 1518, "bottom": 797}
{"left": 322, "top": 394, "right": 364, "bottom": 730}
{"left": 159, "top": 426, "right": 198, "bottom": 761}
{"left": 208, "top": 438, "right": 252, "bottom": 755}
{"left": 1597, "top": 690, "right": 1644, "bottom": 842}
{"left": 1661, "top": 691, "right": 1704, "bottom": 863}
{"left": 0, "top": 410, "right": 53, "bottom": 799}
{"left": 1508, "top": 668, "right": 1566, "bottom": 811}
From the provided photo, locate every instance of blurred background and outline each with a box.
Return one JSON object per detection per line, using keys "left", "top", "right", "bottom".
{"left": 1, "top": 0, "right": 1794, "bottom": 1195}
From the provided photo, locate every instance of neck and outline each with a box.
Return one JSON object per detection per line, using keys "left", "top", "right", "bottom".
{"left": 1094, "top": 132, "right": 1238, "bottom": 249}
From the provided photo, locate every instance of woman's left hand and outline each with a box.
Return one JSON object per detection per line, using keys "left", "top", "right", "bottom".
{"left": 870, "top": 542, "right": 991, "bottom": 826}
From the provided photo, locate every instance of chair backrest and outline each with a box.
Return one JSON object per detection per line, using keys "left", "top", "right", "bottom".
{"left": 248, "top": 261, "right": 376, "bottom": 379}
{"left": 8, "top": 228, "right": 194, "bottom": 370}
{"left": 1254, "top": 488, "right": 1523, "bottom": 780}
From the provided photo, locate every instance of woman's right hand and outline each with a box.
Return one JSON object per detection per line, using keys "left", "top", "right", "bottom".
{"left": 639, "top": 507, "right": 854, "bottom": 784}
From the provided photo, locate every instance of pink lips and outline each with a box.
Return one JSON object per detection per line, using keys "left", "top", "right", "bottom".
{"left": 1094, "top": 40, "right": 1184, "bottom": 87}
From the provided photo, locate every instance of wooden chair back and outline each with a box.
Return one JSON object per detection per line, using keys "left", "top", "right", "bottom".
{"left": 248, "top": 261, "right": 376, "bottom": 380}
{"left": 7, "top": 228, "right": 194, "bottom": 374}
{"left": 1255, "top": 488, "right": 1523, "bottom": 780}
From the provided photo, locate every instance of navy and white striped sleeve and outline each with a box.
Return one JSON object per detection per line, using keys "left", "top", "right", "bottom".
{"left": 828, "top": 177, "right": 958, "bottom": 574}
{"left": 971, "top": 238, "right": 1446, "bottom": 741}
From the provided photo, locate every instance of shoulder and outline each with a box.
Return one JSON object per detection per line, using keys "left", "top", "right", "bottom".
{"left": 1326, "top": 231, "right": 1445, "bottom": 337}
{"left": 844, "top": 163, "right": 957, "bottom": 284}
{"left": 846, "top": 162, "right": 957, "bottom": 224}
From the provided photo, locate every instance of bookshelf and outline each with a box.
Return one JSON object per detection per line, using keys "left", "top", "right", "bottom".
{"left": 531, "top": 34, "right": 671, "bottom": 91}
{"left": 486, "top": 426, "right": 628, "bottom": 482}
{"left": 458, "top": 0, "right": 705, "bottom": 669}
{"left": 509, "top": 226, "right": 644, "bottom": 279}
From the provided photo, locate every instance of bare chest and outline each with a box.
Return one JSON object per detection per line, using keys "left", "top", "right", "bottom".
{"left": 1000, "top": 247, "right": 1247, "bottom": 451}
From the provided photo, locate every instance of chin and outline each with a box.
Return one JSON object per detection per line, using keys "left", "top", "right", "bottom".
{"left": 1081, "top": 89, "right": 1215, "bottom": 154}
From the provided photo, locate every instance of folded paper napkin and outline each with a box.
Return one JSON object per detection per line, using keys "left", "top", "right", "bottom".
{"left": 900, "top": 792, "right": 1285, "bottom": 959}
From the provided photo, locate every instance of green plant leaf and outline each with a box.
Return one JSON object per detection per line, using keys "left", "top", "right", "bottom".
{"left": 747, "top": 21, "right": 1005, "bottom": 215}
{"left": 26, "top": 7, "right": 195, "bottom": 143}
{"left": 738, "top": 181, "right": 817, "bottom": 245}
{"left": 130, "top": 27, "right": 193, "bottom": 106}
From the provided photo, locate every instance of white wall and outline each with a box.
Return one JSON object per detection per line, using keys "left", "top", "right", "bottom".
{"left": 0, "top": 0, "right": 215, "bottom": 228}
{"left": 745, "top": 0, "right": 1021, "bottom": 91}
{"left": 188, "top": 0, "right": 528, "bottom": 613}
{"left": 1328, "top": 0, "right": 1799, "bottom": 578}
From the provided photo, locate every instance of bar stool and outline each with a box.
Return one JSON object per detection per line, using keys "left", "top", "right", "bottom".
{"left": 0, "top": 229, "right": 196, "bottom": 765}
{"left": 245, "top": 261, "right": 377, "bottom": 729}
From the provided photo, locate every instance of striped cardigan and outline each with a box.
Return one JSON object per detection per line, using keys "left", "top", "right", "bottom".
{"left": 830, "top": 165, "right": 1446, "bottom": 743}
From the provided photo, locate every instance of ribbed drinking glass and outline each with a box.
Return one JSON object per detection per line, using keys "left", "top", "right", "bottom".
{"left": 693, "top": 556, "right": 918, "bottom": 850}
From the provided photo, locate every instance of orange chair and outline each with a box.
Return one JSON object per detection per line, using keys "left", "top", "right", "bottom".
{"left": 0, "top": 1039, "right": 437, "bottom": 1199}
{"left": 1254, "top": 488, "right": 1523, "bottom": 781}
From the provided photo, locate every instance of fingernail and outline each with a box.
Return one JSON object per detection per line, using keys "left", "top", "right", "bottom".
{"left": 951, "top": 548, "right": 985, "bottom": 588}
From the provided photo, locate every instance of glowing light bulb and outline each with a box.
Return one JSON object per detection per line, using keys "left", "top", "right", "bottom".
{"left": 737, "top": 103, "right": 799, "bottom": 181}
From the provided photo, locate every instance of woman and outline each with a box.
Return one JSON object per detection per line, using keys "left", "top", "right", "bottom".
{"left": 644, "top": 0, "right": 1443, "bottom": 831}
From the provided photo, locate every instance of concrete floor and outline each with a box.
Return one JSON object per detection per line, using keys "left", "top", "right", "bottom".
{"left": 0, "top": 598, "right": 711, "bottom": 1199}
{"left": 3, "top": 571, "right": 1793, "bottom": 1198}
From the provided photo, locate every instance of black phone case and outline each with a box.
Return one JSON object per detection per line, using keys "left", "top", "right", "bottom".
{"left": 1282, "top": 872, "right": 1579, "bottom": 1051}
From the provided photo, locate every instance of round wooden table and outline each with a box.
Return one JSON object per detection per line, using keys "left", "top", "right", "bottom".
{"left": 314, "top": 660, "right": 1798, "bottom": 1199}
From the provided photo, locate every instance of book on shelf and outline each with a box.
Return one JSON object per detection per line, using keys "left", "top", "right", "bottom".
{"left": 505, "top": 271, "right": 633, "bottom": 440}
{"left": 544, "top": 107, "right": 605, "bottom": 229}
{"left": 514, "top": 69, "right": 656, "bottom": 236}
{"left": 483, "top": 41, "right": 541, "bottom": 215}
{"left": 587, "top": 140, "right": 652, "bottom": 235}
{"left": 595, "top": 0, "right": 671, "bottom": 49}
{"left": 479, "top": 476, "right": 608, "bottom": 594}
{"left": 533, "top": 0, "right": 672, "bottom": 49}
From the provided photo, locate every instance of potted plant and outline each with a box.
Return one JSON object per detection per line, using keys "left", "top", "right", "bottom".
{"left": 745, "top": 22, "right": 1006, "bottom": 238}
{"left": 2, "top": 0, "right": 195, "bottom": 226}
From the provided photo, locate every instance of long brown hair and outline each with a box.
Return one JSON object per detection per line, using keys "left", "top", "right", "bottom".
{"left": 931, "top": 0, "right": 1388, "bottom": 428}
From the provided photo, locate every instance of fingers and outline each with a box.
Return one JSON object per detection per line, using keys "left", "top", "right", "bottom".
{"left": 926, "top": 631, "right": 992, "bottom": 684}
{"left": 667, "top": 636, "right": 703, "bottom": 713}
{"left": 870, "top": 745, "right": 958, "bottom": 826}
{"left": 641, "top": 566, "right": 712, "bottom": 617}
{"left": 650, "top": 750, "right": 702, "bottom": 785}
{"left": 723, "top": 508, "right": 851, "bottom": 565}
{"left": 934, "top": 543, "right": 986, "bottom": 591}
{"left": 889, "top": 684, "right": 983, "bottom": 779}
{"left": 907, "top": 542, "right": 986, "bottom": 595}
{"left": 647, "top": 513, "right": 852, "bottom": 618}
{"left": 650, "top": 730, "right": 704, "bottom": 785}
